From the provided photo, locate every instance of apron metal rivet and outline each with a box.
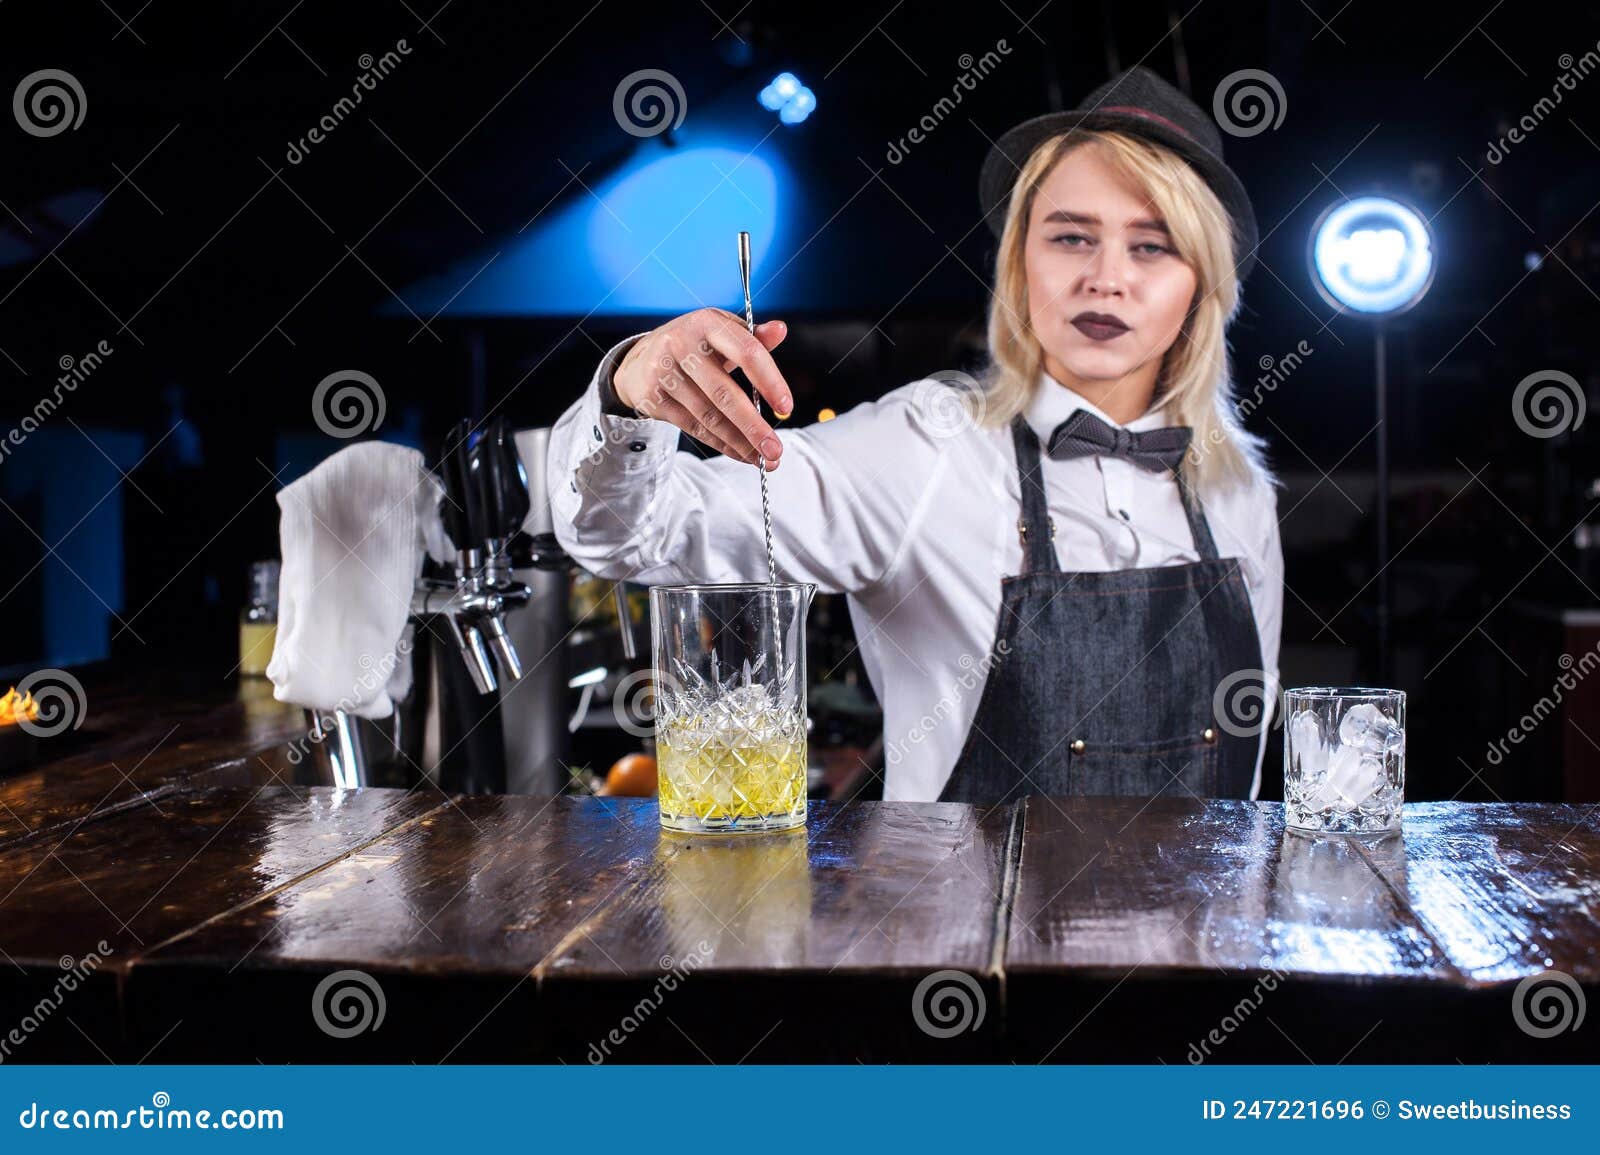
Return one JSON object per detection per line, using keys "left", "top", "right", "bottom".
{"left": 1070, "top": 738, "right": 1086, "bottom": 755}
{"left": 1203, "top": 727, "right": 1217, "bottom": 743}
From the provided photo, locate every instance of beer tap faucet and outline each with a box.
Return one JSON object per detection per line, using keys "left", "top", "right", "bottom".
{"left": 473, "top": 418, "right": 533, "bottom": 680}
{"left": 411, "top": 418, "right": 531, "bottom": 695}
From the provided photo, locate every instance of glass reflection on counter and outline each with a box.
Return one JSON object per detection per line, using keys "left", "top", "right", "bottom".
{"left": 1265, "top": 828, "right": 1436, "bottom": 976}
{"left": 656, "top": 826, "right": 812, "bottom": 963}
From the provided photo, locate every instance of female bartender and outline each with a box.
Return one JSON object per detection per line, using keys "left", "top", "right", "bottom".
{"left": 548, "top": 66, "right": 1283, "bottom": 805}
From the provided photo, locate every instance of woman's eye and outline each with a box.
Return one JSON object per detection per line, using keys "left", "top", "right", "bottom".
{"left": 1047, "top": 234, "right": 1170, "bottom": 256}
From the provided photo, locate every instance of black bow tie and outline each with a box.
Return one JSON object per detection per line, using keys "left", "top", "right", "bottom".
{"left": 1046, "top": 409, "right": 1192, "bottom": 472}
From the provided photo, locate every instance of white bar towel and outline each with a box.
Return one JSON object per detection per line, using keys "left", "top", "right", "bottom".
{"left": 267, "top": 441, "right": 451, "bottom": 719}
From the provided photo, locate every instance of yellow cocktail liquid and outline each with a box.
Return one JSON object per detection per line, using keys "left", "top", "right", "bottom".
{"left": 657, "top": 724, "right": 807, "bottom": 833}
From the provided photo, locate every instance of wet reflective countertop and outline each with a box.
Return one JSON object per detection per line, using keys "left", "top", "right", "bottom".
{"left": 1, "top": 678, "right": 1595, "bottom": 1062}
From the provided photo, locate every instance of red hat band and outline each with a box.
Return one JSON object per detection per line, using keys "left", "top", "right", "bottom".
{"left": 1095, "top": 105, "right": 1197, "bottom": 143}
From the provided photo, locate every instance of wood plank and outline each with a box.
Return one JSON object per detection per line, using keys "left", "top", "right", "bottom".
{"left": 0, "top": 785, "right": 445, "bottom": 1062}
{"left": 126, "top": 794, "right": 668, "bottom": 1063}
{"left": 537, "top": 799, "right": 1019, "bottom": 1063}
{"left": 1009, "top": 796, "right": 1452, "bottom": 978}
{"left": 129, "top": 798, "right": 1017, "bottom": 1062}
{"left": 1382, "top": 801, "right": 1600, "bottom": 984}
{"left": 1006, "top": 797, "right": 1600, "bottom": 1063}
{"left": 1006, "top": 795, "right": 1444, "bottom": 1063}
{"left": 0, "top": 677, "right": 314, "bottom": 847}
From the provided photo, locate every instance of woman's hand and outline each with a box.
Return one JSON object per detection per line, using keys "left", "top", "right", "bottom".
{"left": 613, "top": 307, "right": 793, "bottom": 469}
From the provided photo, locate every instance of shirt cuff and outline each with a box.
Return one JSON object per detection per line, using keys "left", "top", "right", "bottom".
{"left": 596, "top": 341, "right": 639, "bottom": 417}
{"left": 568, "top": 332, "right": 679, "bottom": 499}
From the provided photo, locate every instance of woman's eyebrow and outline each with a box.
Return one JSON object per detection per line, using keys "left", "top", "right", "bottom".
{"left": 1041, "top": 209, "right": 1169, "bottom": 234}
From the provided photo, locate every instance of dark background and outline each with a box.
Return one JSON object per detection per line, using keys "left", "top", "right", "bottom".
{"left": 2, "top": 0, "right": 1597, "bottom": 801}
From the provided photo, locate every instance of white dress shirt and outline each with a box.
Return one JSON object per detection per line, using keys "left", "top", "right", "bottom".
{"left": 549, "top": 334, "right": 1284, "bottom": 801}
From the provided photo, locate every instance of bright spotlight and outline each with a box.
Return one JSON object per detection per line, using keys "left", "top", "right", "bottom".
{"left": 1310, "top": 196, "right": 1434, "bottom": 315}
{"left": 759, "top": 72, "right": 815, "bottom": 125}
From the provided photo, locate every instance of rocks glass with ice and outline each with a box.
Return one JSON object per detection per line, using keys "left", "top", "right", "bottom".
{"left": 1283, "top": 687, "right": 1405, "bottom": 834}
{"left": 649, "top": 583, "right": 813, "bottom": 834}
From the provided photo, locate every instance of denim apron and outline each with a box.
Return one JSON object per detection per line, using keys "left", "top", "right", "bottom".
{"left": 937, "top": 415, "right": 1263, "bottom": 803}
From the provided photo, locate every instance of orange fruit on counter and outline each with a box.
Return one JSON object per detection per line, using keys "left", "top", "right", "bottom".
{"left": 598, "top": 752, "right": 658, "bottom": 797}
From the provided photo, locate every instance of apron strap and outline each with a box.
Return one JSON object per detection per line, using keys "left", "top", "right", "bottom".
{"left": 1010, "top": 416, "right": 1060, "bottom": 573}
{"left": 1175, "top": 467, "right": 1221, "bottom": 562}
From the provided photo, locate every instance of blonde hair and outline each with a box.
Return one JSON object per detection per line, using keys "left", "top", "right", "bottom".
{"left": 979, "top": 129, "right": 1272, "bottom": 495}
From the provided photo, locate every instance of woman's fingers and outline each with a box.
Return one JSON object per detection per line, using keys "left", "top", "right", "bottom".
{"left": 617, "top": 308, "right": 792, "bottom": 467}
{"left": 713, "top": 316, "right": 788, "bottom": 376}
{"left": 674, "top": 337, "right": 782, "bottom": 464}
{"left": 698, "top": 311, "right": 794, "bottom": 420}
{"left": 634, "top": 389, "right": 756, "bottom": 464}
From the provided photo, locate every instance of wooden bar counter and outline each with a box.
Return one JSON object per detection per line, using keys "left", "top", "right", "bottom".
{"left": 2, "top": 675, "right": 1596, "bottom": 1063}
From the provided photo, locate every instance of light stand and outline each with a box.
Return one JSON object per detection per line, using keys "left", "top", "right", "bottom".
{"left": 1309, "top": 196, "right": 1435, "bottom": 685}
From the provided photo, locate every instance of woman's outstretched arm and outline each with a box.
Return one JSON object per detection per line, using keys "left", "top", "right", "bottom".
{"left": 547, "top": 312, "right": 929, "bottom": 596}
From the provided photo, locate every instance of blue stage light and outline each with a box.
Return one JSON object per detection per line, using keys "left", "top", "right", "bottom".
{"left": 588, "top": 146, "right": 780, "bottom": 308}
{"left": 759, "top": 72, "right": 814, "bottom": 125}
{"left": 391, "top": 143, "right": 783, "bottom": 316}
{"left": 779, "top": 86, "right": 815, "bottom": 124}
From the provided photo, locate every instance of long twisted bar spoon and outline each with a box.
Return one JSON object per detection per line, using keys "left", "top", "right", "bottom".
{"left": 738, "top": 230, "right": 779, "bottom": 588}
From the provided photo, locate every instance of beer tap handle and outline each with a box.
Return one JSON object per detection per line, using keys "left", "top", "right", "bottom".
{"left": 477, "top": 416, "right": 531, "bottom": 542}
{"left": 470, "top": 416, "right": 530, "bottom": 685}
{"left": 439, "top": 420, "right": 477, "bottom": 555}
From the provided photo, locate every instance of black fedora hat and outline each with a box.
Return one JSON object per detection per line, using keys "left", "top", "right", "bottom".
{"left": 979, "top": 66, "right": 1259, "bottom": 282}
